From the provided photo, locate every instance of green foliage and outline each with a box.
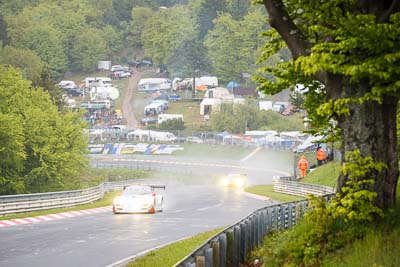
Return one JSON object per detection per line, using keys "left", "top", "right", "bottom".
{"left": 0, "top": 46, "right": 45, "bottom": 81}
{"left": 129, "top": 7, "right": 153, "bottom": 47}
{"left": 204, "top": 8, "right": 267, "bottom": 82}
{"left": 158, "top": 118, "right": 185, "bottom": 131}
{"left": 332, "top": 150, "right": 385, "bottom": 222}
{"left": 250, "top": 150, "right": 384, "bottom": 266}
{"left": 142, "top": 5, "right": 197, "bottom": 65}
{"left": 210, "top": 103, "right": 304, "bottom": 133}
{"left": 0, "top": 65, "right": 88, "bottom": 194}
{"left": 70, "top": 27, "right": 108, "bottom": 72}
{"left": 168, "top": 38, "right": 210, "bottom": 77}
{"left": 289, "top": 90, "right": 305, "bottom": 110}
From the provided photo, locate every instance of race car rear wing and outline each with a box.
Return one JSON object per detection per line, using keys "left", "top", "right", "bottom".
{"left": 149, "top": 184, "right": 166, "bottom": 190}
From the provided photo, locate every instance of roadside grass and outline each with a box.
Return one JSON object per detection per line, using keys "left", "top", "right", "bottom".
{"left": 0, "top": 191, "right": 119, "bottom": 221}
{"left": 248, "top": 161, "right": 400, "bottom": 267}
{"left": 245, "top": 185, "right": 303, "bottom": 203}
{"left": 126, "top": 227, "right": 224, "bottom": 267}
{"left": 301, "top": 161, "right": 341, "bottom": 187}
{"left": 319, "top": 181, "right": 400, "bottom": 267}
{"left": 261, "top": 111, "right": 305, "bottom": 132}
{"left": 321, "top": 227, "right": 400, "bottom": 267}
{"left": 166, "top": 100, "right": 207, "bottom": 132}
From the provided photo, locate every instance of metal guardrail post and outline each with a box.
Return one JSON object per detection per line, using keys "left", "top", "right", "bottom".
{"left": 233, "top": 226, "right": 241, "bottom": 267}
{"left": 257, "top": 212, "right": 262, "bottom": 246}
{"left": 226, "top": 229, "right": 234, "bottom": 267}
{"left": 219, "top": 233, "right": 227, "bottom": 267}
{"left": 205, "top": 247, "right": 213, "bottom": 267}
{"left": 239, "top": 222, "right": 246, "bottom": 263}
{"left": 287, "top": 203, "right": 293, "bottom": 228}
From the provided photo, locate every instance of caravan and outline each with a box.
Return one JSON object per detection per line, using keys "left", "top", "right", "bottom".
{"left": 83, "top": 77, "right": 113, "bottom": 88}
{"left": 144, "top": 102, "right": 164, "bottom": 116}
{"left": 138, "top": 78, "right": 172, "bottom": 93}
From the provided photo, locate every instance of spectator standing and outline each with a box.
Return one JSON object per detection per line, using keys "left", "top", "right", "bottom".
{"left": 297, "top": 155, "right": 309, "bottom": 178}
{"left": 317, "top": 147, "right": 326, "bottom": 166}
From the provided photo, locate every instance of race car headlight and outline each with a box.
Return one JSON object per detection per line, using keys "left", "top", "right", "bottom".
{"left": 221, "top": 178, "right": 230, "bottom": 187}
{"left": 234, "top": 178, "right": 245, "bottom": 188}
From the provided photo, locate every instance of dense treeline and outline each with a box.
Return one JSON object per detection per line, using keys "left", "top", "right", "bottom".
{"left": 0, "top": 65, "right": 88, "bottom": 194}
{"left": 0, "top": 1, "right": 273, "bottom": 195}
{"left": 0, "top": 0, "right": 271, "bottom": 83}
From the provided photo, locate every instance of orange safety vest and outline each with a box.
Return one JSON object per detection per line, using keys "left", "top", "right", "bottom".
{"left": 317, "top": 148, "right": 325, "bottom": 160}
{"left": 298, "top": 158, "right": 308, "bottom": 170}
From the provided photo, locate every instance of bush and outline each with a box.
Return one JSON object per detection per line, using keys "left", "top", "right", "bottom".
{"left": 158, "top": 118, "right": 185, "bottom": 131}
{"left": 249, "top": 150, "right": 384, "bottom": 266}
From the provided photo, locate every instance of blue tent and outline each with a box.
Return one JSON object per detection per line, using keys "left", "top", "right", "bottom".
{"left": 227, "top": 81, "right": 240, "bottom": 92}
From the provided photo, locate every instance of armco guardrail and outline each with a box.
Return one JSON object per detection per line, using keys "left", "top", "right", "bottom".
{"left": 174, "top": 177, "right": 336, "bottom": 267}
{"left": 93, "top": 163, "right": 192, "bottom": 175}
{"left": 273, "top": 176, "right": 336, "bottom": 196}
{"left": 174, "top": 194, "right": 334, "bottom": 267}
{"left": 0, "top": 180, "right": 150, "bottom": 216}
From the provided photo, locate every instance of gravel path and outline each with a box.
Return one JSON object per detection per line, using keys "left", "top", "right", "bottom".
{"left": 121, "top": 68, "right": 155, "bottom": 129}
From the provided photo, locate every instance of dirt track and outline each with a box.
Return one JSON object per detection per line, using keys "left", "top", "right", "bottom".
{"left": 121, "top": 68, "right": 155, "bottom": 129}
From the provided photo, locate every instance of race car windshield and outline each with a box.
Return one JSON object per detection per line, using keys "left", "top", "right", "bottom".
{"left": 122, "top": 186, "right": 152, "bottom": 196}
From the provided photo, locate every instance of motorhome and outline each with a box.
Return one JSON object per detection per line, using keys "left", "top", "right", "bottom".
{"left": 138, "top": 78, "right": 172, "bottom": 93}
{"left": 80, "top": 100, "right": 112, "bottom": 110}
{"left": 98, "top": 61, "right": 111, "bottom": 71}
{"left": 157, "top": 114, "right": 183, "bottom": 124}
{"left": 83, "top": 77, "right": 113, "bottom": 88}
{"left": 127, "top": 130, "right": 176, "bottom": 142}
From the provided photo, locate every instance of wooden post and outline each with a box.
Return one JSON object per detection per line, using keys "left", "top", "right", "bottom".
{"left": 211, "top": 241, "right": 220, "bottom": 267}
{"left": 196, "top": 256, "right": 205, "bottom": 267}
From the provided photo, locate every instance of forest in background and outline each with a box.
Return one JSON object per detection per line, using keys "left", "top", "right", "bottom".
{"left": 0, "top": 0, "right": 288, "bottom": 84}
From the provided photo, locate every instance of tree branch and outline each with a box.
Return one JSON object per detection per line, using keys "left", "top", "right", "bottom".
{"left": 377, "top": 0, "right": 400, "bottom": 22}
{"left": 262, "top": 0, "right": 311, "bottom": 59}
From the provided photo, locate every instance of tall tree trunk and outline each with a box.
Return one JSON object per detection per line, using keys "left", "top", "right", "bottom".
{"left": 336, "top": 80, "right": 399, "bottom": 209}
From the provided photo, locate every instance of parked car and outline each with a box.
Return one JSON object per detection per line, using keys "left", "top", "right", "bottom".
{"left": 111, "top": 65, "right": 123, "bottom": 72}
{"left": 140, "top": 116, "right": 158, "bottom": 126}
{"left": 128, "top": 60, "right": 140, "bottom": 67}
{"left": 169, "top": 94, "right": 181, "bottom": 101}
{"left": 67, "top": 88, "right": 84, "bottom": 96}
{"left": 173, "top": 137, "right": 187, "bottom": 143}
{"left": 113, "top": 71, "right": 131, "bottom": 78}
{"left": 137, "top": 60, "right": 153, "bottom": 67}
{"left": 186, "top": 136, "right": 203, "bottom": 144}
{"left": 112, "top": 185, "right": 165, "bottom": 214}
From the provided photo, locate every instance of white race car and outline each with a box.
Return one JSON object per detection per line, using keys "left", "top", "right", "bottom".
{"left": 112, "top": 185, "right": 165, "bottom": 214}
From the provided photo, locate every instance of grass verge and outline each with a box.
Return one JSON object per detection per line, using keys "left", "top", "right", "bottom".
{"left": 126, "top": 228, "right": 224, "bottom": 267}
{"left": 0, "top": 191, "right": 119, "bottom": 221}
{"left": 245, "top": 184, "right": 303, "bottom": 203}
{"left": 248, "top": 161, "right": 400, "bottom": 267}
{"left": 302, "top": 161, "right": 341, "bottom": 187}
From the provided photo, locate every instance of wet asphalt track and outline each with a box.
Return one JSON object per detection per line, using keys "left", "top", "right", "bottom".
{"left": 1, "top": 150, "right": 292, "bottom": 267}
